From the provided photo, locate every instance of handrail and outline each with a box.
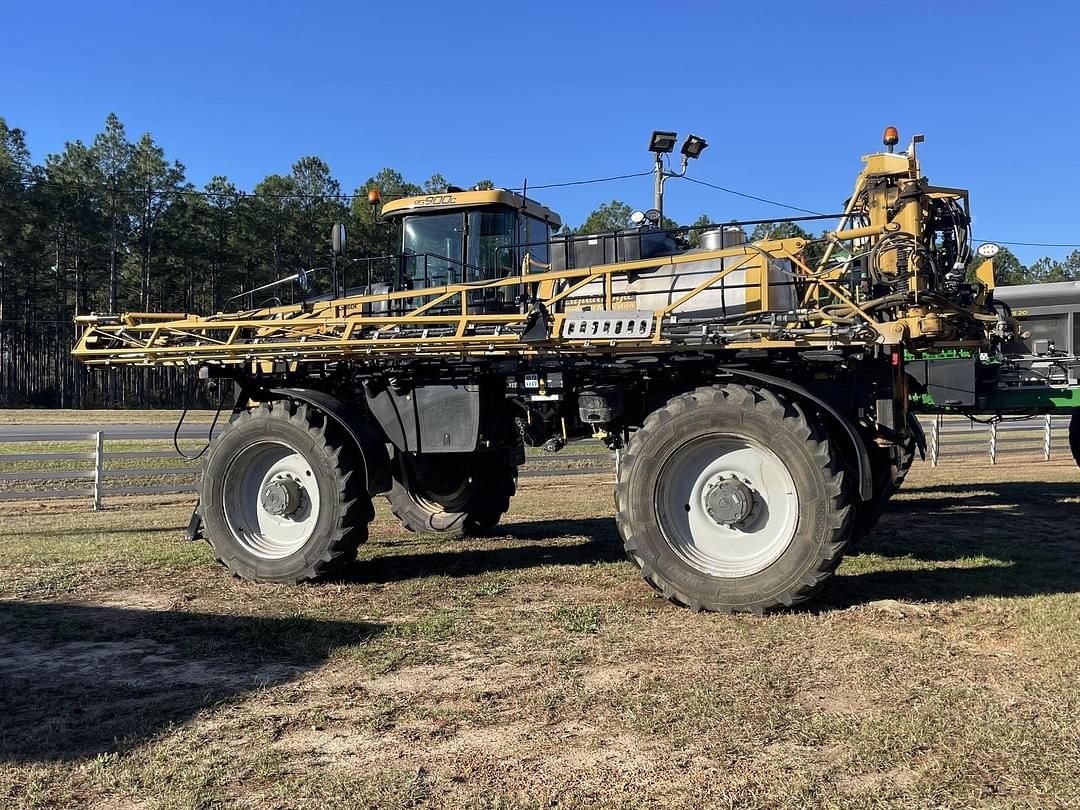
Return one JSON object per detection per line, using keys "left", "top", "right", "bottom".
{"left": 71, "top": 236, "right": 870, "bottom": 365}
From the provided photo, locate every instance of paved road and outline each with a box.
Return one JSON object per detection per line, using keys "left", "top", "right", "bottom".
{"left": 0, "top": 423, "right": 223, "bottom": 442}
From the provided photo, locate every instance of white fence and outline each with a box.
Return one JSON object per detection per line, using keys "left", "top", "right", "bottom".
{"left": 0, "top": 430, "right": 613, "bottom": 508}
{"left": 925, "top": 414, "right": 1073, "bottom": 466}
{"left": 0, "top": 430, "right": 201, "bottom": 508}
{"left": 0, "top": 414, "right": 1073, "bottom": 507}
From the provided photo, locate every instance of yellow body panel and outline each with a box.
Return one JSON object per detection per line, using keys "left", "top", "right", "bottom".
{"left": 381, "top": 189, "right": 561, "bottom": 229}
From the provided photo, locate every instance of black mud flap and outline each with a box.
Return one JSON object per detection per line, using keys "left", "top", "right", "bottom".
{"left": 185, "top": 501, "right": 203, "bottom": 542}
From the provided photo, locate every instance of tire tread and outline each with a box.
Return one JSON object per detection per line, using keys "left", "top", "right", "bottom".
{"left": 614, "top": 383, "right": 852, "bottom": 614}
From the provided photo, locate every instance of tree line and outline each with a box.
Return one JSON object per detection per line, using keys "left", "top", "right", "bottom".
{"left": 0, "top": 114, "right": 501, "bottom": 408}
{"left": 1, "top": 114, "right": 1076, "bottom": 408}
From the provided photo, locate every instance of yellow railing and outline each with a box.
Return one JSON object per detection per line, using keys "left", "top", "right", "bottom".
{"left": 70, "top": 235, "right": 899, "bottom": 368}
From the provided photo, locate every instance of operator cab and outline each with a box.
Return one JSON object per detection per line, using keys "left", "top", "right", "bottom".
{"left": 380, "top": 189, "right": 561, "bottom": 312}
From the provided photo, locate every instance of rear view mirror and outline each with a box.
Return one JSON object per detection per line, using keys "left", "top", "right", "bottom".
{"left": 296, "top": 268, "right": 310, "bottom": 291}
{"left": 331, "top": 224, "right": 347, "bottom": 257}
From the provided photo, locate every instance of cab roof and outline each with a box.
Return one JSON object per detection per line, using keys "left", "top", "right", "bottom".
{"left": 380, "top": 189, "right": 561, "bottom": 229}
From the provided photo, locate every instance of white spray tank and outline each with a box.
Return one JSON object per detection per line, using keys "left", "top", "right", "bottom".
{"left": 561, "top": 225, "right": 798, "bottom": 319}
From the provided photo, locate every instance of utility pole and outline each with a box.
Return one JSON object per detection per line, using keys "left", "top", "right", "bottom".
{"left": 648, "top": 131, "right": 709, "bottom": 224}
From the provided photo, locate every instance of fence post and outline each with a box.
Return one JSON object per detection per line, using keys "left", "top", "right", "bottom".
{"left": 931, "top": 415, "right": 941, "bottom": 467}
{"left": 1045, "top": 414, "right": 1052, "bottom": 461}
{"left": 93, "top": 431, "right": 104, "bottom": 510}
{"left": 989, "top": 421, "right": 997, "bottom": 465}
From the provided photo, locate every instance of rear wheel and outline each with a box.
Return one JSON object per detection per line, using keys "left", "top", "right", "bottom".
{"left": 615, "top": 384, "right": 853, "bottom": 614}
{"left": 200, "top": 401, "right": 372, "bottom": 583}
{"left": 386, "top": 452, "right": 517, "bottom": 535}
{"left": 849, "top": 433, "right": 916, "bottom": 544}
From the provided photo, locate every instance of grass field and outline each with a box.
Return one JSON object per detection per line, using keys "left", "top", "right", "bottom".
{"left": 1, "top": 458, "right": 1079, "bottom": 808}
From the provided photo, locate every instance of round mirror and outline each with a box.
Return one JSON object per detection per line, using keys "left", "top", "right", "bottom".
{"left": 297, "top": 269, "right": 310, "bottom": 291}
{"left": 331, "top": 224, "right": 347, "bottom": 257}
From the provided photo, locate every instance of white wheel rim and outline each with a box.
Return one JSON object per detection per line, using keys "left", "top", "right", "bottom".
{"left": 413, "top": 476, "right": 473, "bottom": 513}
{"left": 657, "top": 435, "right": 799, "bottom": 577}
{"left": 222, "top": 441, "right": 321, "bottom": 560}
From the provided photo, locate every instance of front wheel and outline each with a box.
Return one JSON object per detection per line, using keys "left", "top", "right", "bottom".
{"left": 200, "top": 401, "right": 373, "bottom": 583}
{"left": 615, "top": 384, "right": 853, "bottom": 613}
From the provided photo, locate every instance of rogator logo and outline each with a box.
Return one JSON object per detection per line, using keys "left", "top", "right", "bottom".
{"left": 413, "top": 195, "right": 457, "bottom": 208}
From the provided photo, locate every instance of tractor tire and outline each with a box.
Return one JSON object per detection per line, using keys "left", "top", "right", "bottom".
{"left": 386, "top": 452, "right": 517, "bottom": 535}
{"left": 1070, "top": 409, "right": 1080, "bottom": 468}
{"left": 200, "top": 401, "right": 373, "bottom": 583}
{"left": 848, "top": 433, "right": 916, "bottom": 545}
{"left": 615, "top": 384, "right": 853, "bottom": 614}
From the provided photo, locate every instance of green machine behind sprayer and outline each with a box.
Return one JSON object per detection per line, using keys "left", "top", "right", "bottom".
{"left": 73, "top": 128, "right": 1080, "bottom": 613}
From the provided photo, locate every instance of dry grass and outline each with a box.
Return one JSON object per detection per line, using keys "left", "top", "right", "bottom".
{"left": 1, "top": 459, "right": 1079, "bottom": 808}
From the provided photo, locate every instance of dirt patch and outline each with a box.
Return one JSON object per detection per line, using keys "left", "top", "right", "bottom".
{"left": 837, "top": 765, "right": 920, "bottom": 794}
{"left": 793, "top": 686, "right": 877, "bottom": 715}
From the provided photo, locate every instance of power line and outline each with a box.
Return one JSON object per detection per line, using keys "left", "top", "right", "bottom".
{"left": 508, "top": 171, "right": 653, "bottom": 191}
{"left": 682, "top": 177, "right": 1080, "bottom": 250}
{"left": 681, "top": 175, "right": 826, "bottom": 216}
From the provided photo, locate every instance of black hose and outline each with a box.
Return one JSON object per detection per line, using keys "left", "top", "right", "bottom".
{"left": 173, "top": 378, "right": 228, "bottom": 460}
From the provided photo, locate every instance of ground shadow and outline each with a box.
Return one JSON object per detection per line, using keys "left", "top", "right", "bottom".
{"left": 341, "top": 517, "right": 624, "bottom": 585}
{"left": 0, "top": 602, "right": 383, "bottom": 763}
{"left": 825, "top": 478, "right": 1080, "bottom": 607}
{"left": 339, "top": 490, "right": 1080, "bottom": 606}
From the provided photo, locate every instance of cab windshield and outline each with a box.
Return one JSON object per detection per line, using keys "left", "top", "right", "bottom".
{"left": 402, "top": 209, "right": 551, "bottom": 284}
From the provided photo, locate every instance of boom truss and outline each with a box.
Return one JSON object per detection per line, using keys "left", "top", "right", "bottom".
{"left": 72, "top": 236, "right": 969, "bottom": 370}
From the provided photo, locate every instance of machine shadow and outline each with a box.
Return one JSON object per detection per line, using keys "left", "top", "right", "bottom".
{"left": 342, "top": 517, "right": 625, "bottom": 585}
{"left": 827, "top": 477, "right": 1080, "bottom": 607}
{"left": 0, "top": 602, "right": 383, "bottom": 763}
{"left": 344, "top": 485, "right": 1080, "bottom": 607}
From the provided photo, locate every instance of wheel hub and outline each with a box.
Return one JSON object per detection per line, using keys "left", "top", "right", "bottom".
{"left": 657, "top": 435, "right": 799, "bottom": 578}
{"left": 261, "top": 477, "right": 304, "bottom": 517}
{"left": 702, "top": 476, "right": 756, "bottom": 527}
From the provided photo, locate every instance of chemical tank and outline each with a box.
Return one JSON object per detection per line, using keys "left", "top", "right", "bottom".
{"left": 557, "top": 226, "right": 799, "bottom": 318}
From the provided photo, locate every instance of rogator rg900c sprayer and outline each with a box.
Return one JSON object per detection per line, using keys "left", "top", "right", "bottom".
{"left": 73, "top": 129, "right": 1080, "bottom": 613}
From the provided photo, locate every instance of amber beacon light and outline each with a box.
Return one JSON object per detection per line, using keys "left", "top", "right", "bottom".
{"left": 883, "top": 126, "right": 899, "bottom": 152}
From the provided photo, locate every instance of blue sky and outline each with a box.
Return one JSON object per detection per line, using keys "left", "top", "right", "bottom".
{"left": 4, "top": 0, "right": 1080, "bottom": 263}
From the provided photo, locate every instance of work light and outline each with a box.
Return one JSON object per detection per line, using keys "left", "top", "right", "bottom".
{"left": 649, "top": 130, "right": 678, "bottom": 154}
{"left": 681, "top": 134, "right": 708, "bottom": 160}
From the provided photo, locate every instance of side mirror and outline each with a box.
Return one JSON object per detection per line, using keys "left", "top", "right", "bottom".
{"left": 296, "top": 268, "right": 311, "bottom": 292}
{"left": 331, "top": 223, "right": 347, "bottom": 257}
